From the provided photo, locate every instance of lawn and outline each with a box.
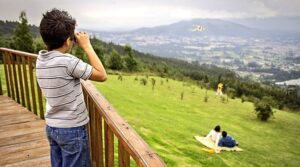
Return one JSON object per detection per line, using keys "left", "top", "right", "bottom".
{"left": 1, "top": 63, "right": 300, "bottom": 166}
{"left": 92, "top": 74, "right": 300, "bottom": 167}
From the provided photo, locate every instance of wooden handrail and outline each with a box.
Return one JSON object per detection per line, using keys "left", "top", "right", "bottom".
{"left": 0, "top": 47, "right": 166, "bottom": 167}
{"left": 81, "top": 80, "right": 165, "bottom": 166}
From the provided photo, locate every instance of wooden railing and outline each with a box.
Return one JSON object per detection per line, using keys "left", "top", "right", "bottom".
{"left": 0, "top": 48, "right": 166, "bottom": 167}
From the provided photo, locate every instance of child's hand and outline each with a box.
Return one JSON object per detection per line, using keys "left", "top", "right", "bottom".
{"left": 75, "top": 32, "right": 92, "bottom": 51}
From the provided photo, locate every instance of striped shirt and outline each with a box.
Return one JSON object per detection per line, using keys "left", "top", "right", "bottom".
{"left": 36, "top": 50, "right": 93, "bottom": 128}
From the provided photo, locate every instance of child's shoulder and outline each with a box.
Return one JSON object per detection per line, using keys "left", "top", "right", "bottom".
{"left": 37, "top": 50, "right": 78, "bottom": 61}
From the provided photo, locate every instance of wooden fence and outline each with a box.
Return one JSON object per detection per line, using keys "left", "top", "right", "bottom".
{"left": 0, "top": 48, "right": 166, "bottom": 167}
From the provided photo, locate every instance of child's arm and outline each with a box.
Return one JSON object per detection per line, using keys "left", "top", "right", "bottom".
{"left": 75, "top": 32, "right": 107, "bottom": 82}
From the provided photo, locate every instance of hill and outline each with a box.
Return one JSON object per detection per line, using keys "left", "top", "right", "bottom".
{"left": 92, "top": 74, "right": 300, "bottom": 166}
{"left": 130, "top": 18, "right": 267, "bottom": 38}
{"left": 0, "top": 20, "right": 39, "bottom": 37}
{"left": 1, "top": 19, "right": 299, "bottom": 111}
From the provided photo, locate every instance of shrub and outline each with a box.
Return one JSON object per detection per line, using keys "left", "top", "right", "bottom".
{"left": 204, "top": 91, "right": 208, "bottom": 102}
{"left": 241, "top": 95, "right": 246, "bottom": 103}
{"left": 151, "top": 78, "right": 156, "bottom": 90}
{"left": 118, "top": 74, "right": 123, "bottom": 81}
{"left": 140, "top": 78, "right": 147, "bottom": 86}
{"left": 181, "top": 91, "right": 184, "bottom": 100}
{"left": 254, "top": 101, "right": 274, "bottom": 121}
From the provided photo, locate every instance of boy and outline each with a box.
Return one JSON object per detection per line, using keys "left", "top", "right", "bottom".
{"left": 218, "top": 131, "right": 237, "bottom": 148}
{"left": 36, "top": 9, "right": 107, "bottom": 167}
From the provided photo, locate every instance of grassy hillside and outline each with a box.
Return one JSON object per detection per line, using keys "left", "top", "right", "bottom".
{"left": 1, "top": 63, "right": 299, "bottom": 166}
{"left": 93, "top": 74, "right": 300, "bottom": 167}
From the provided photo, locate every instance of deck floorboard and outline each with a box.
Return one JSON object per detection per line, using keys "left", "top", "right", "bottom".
{"left": 0, "top": 95, "right": 50, "bottom": 166}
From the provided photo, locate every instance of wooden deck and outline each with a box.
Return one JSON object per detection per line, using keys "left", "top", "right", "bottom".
{"left": 0, "top": 95, "right": 50, "bottom": 167}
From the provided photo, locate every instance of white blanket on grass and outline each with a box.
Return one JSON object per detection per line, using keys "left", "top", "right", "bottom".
{"left": 194, "top": 135, "right": 243, "bottom": 152}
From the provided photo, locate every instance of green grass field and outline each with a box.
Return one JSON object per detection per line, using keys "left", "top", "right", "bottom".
{"left": 1, "top": 64, "right": 300, "bottom": 166}
{"left": 92, "top": 74, "right": 300, "bottom": 167}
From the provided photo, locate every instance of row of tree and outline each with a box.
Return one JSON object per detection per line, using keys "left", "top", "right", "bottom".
{"left": 1, "top": 11, "right": 299, "bottom": 112}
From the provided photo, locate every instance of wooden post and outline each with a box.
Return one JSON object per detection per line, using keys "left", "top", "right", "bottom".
{"left": 3, "top": 53, "right": 11, "bottom": 97}
{"left": 28, "top": 57, "right": 37, "bottom": 114}
{"left": 6, "top": 52, "right": 15, "bottom": 100}
{"left": 0, "top": 70, "right": 2, "bottom": 95}
{"left": 36, "top": 83, "right": 44, "bottom": 119}
{"left": 0, "top": 53, "right": 2, "bottom": 96}
{"left": 89, "top": 101, "right": 96, "bottom": 167}
{"left": 22, "top": 56, "right": 31, "bottom": 111}
{"left": 105, "top": 123, "right": 114, "bottom": 167}
{"left": 95, "top": 111, "right": 104, "bottom": 167}
{"left": 16, "top": 56, "right": 25, "bottom": 106}
{"left": 118, "top": 139, "right": 130, "bottom": 167}
{"left": 11, "top": 53, "right": 20, "bottom": 104}
{"left": 86, "top": 95, "right": 93, "bottom": 166}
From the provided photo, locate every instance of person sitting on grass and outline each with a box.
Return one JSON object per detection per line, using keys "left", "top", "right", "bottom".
{"left": 205, "top": 125, "right": 221, "bottom": 148}
{"left": 218, "top": 131, "right": 237, "bottom": 148}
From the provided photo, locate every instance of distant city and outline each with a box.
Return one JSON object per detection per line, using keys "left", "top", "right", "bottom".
{"left": 88, "top": 18, "right": 300, "bottom": 86}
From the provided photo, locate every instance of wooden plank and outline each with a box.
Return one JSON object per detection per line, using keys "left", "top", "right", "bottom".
{"left": 0, "top": 48, "right": 37, "bottom": 59}
{"left": 16, "top": 55, "right": 26, "bottom": 107}
{"left": 0, "top": 108, "right": 28, "bottom": 117}
{"left": 0, "top": 123, "right": 45, "bottom": 139}
{"left": 0, "top": 101, "right": 24, "bottom": 107}
{"left": 22, "top": 56, "right": 31, "bottom": 111}
{"left": 104, "top": 122, "right": 114, "bottom": 167}
{"left": 5, "top": 156, "right": 50, "bottom": 167}
{"left": 28, "top": 57, "right": 37, "bottom": 115}
{"left": 118, "top": 139, "right": 130, "bottom": 167}
{"left": 0, "top": 111, "right": 38, "bottom": 126}
{"left": 86, "top": 95, "right": 93, "bottom": 166}
{"left": 36, "top": 82, "right": 44, "bottom": 119}
{"left": 95, "top": 109, "right": 104, "bottom": 167}
{"left": 0, "top": 145, "right": 49, "bottom": 165}
{"left": 90, "top": 100, "right": 97, "bottom": 167}
{"left": 5, "top": 52, "right": 15, "bottom": 100}
{"left": 0, "top": 131, "right": 46, "bottom": 147}
{"left": 0, "top": 119, "right": 44, "bottom": 132}
{"left": 0, "top": 138, "right": 48, "bottom": 156}
{"left": 11, "top": 53, "right": 20, "bottom": 104}
{"left": 3, "top": 53, "right": 11, "bottom": 97}
{"left": 0, "top": 68, "right": 2, "bottom": 95}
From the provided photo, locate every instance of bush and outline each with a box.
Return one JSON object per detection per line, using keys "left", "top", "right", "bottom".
{"left": 140, "top": 78, "right": 147, "bottom": 86}
{"left": 204, "top": 91, "right": 208, "bottom": 102}
{"left": 118, "top": 74, "right": 123, "bottom": 81}
{"left": 241, "top": 95, "right": 246, "bottom": 103}
{"left": 254, "top": 101, "right": 274, "bottom": 121}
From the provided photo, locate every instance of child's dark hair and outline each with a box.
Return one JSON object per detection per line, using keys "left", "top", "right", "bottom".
{"left": 39, "top": 8, "right": 76, "bottom": 50}
{"left": 214, "top": 125, "right": 221, "bottom": 132}
{"left": 222, "top": 131, "right": 227, "bottom": 137}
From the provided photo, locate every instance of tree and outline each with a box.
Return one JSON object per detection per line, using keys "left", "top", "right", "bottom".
{"left": 12, "top": 11, "right": 34, "bottom": 52}
{"left": 124, "top": 44, "right": 138, "bottom": 71}
{"left": 140, "top": 78, "right": 147, "bottom": 86}
{"left": 34, "top": 38, "right": 46, "bottom": 53}
{"left": 75, "top": 46, "right": 84, "bottom": 59}
{"left": 151, "top": 78, "right": 156, "bottom": 90}
{"left": 181, "top": 91, "right": 184, "bottom": 100}
{"left": 93, "top": 44, "right": 106, "bottom": 67}
{"left": 106, "top": 49, "right": 123, "bottom": 70}
{"left": 254, "top": 100, "right": 274, "bottom": 121}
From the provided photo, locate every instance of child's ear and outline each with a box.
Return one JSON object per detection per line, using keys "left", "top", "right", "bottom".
{"left": 63, "top": 37, "right": 73, "bottom": 48}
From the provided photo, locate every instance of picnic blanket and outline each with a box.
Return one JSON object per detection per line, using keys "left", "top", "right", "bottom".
{"left": 194, "top": 136, "right": 243, "bottom": 152}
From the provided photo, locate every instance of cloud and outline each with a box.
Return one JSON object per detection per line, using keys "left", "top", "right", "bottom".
{"left": 0, "top": 0, "right": 299, "bottom": 30}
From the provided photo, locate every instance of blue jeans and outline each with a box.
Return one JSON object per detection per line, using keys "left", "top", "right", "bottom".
{"left": 46, "top": 125, "right": 90, "bottom": 167}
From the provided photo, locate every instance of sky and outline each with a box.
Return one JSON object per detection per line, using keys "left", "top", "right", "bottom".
{"left": 0, "top": 0, "right": 299, "bottom": 31}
